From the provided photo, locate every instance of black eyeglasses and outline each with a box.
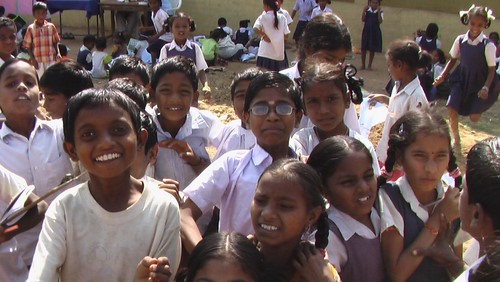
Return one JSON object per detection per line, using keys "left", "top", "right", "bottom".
{"left": 249, "top": 104, "right": 295, "bottom": 116}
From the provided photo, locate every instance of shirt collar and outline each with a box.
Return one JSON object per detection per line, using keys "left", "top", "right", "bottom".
{"left": 462, "top": 32, "right": 487, "bottom": 44}
{"left": 367, "top": 7, "right": 379, "bottom": 13}
{"left": 152, "top": 107, "right": 209, "bottom": 139}
{"left": 395, "top": 176, "right": 446, "bottom": 222}
{"left": 168, "top": 39, "right": 193, "bottom": 51}
{"left": 328, "top": 206, "right": 380, "bottom": 240}
{"left": 0, "top": 118, "right": 53, "bottom": 141}
{"left": 392, "top": 76, "right": 421, "bottom": 98}
{"left": 250, "top": 143, "right": 297, "bottom": 166}
{"left": 80, "top": 45, "right": 90, "bottom": 52}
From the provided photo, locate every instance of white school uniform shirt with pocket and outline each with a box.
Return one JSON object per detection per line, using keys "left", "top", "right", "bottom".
{"left": 254, "top": 11, "right": 290, "bottom": 61}
{"left": 213, "top": 120, "right": 256, "bottom": 161}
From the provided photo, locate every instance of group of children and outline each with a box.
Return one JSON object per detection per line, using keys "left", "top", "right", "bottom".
{"left": 0, "top": 2, "right": 499, "bottom": 282}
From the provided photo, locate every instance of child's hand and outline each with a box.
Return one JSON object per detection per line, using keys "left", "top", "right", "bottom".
{"left": 158, "top": 179, "right": 181, "bottom": 204}
{"left": 202, "top": 84, "right": 211, "bottom": 101}
{"left": 477, "top": 86, "right": 489, "bottom": 100}
{"left": 159, "top": 139, "right": 200, "bottom": 166}
{"left": 293, "top": 242, "right": 339, "bottom": 282}
{"left": 135, "top": 256, "right": 171, "bottom": 282}
{"left": 434, "top": 188, "right": 460, "bottom": 222}
{"left": 433, "top": 75, "right": 445, "bottom": 86}
{"left": 367, "top": 94, "right": 389, "bottom": 105}
{"left": 261, "top": 33, "right": 271, "bottom": 43}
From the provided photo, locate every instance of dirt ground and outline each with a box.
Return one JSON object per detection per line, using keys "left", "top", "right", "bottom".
{"left": 60, "top": 32, "right": 497, "bottom": 169}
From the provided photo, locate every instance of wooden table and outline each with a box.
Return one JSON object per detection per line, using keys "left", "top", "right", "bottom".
{"left": 99, "top": 0, "right": 149, "bottom": 37}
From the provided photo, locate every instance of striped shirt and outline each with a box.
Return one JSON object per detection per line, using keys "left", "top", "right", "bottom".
{"left": 23, "top": 20, "right": 60, "bottom": 63}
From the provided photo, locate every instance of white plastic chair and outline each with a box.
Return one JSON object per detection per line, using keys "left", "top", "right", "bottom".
{"left": 165, "top": 0, "right": 182, "bottom": 15}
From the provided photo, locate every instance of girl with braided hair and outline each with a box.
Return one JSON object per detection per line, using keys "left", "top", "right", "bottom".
{"left": 307, "top": 135, "right": 384, "bottom": 282}
{"left": 377, "top": 108, "right": 462, "bottom": 282}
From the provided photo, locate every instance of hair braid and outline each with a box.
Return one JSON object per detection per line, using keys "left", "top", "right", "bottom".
{"left": 447, "top": 148, "right": 463, "bottom": 188}
{"left": 314, "top": 211, "right": 329, "bottom": 250}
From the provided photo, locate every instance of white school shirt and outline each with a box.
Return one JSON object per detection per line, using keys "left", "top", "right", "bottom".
{"left": 376, "top": 76, "right": 428, "bottom": 163}
{"left": 293, "top": 0, "right": 317, "bottom": 21}
{"left": 254, "top": 11, "right": 290, "bottom": 61}
{"left": 292, "top": 127, "right": 381, "bottom": 176}
{"left": 0, "top": 118, "right": 74, "bottom": 265}
{"left": 378, "top": 176, "right": 446, "bottom": 236}
{"left": 311, "top": 6, "right": 332, "bottom": 18}
{"left": 79, "top": 45, "right": 92, "bottom": 64}
{"left": 0, "top": 165, "right": 31, "bottom": 282}
{"left": 453, "top": 255, "right": 485, "bottom": 282}
{"left": 449, "top": 32, "right": 496, "bottom": 67}
{"left": 321, "top": 206, "right": 381, "bottom": 273}
{"left": 279, "top": 8, "right": 293, "bottom": 25}
{"left": 184, "top": 144, "right": 277, "bottom": 235}
{"left": 159, "top": 39, "right": 208, "bottom": 71}
{"left": 280, "top": 64, "right": 362, "bottom": 134}
{"left": 27, "top": 181, "right": 181, "bottom": 282}
{"left": 151, "top": 8, "right": 173, "bottom": 42}
{"left": 90, "top": 50, "right": 109, "bottom": 78}
{"left": 153, "top": 107, "right": 222, "bottom": 190}
{"left": 213, "top": 119, "right": 256, "bottom": 161}
{"left": 415, "top": 36, "right": 441, "bottom": 50}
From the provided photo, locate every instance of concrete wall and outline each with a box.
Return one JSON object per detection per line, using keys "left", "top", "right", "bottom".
{"left": 33, "top": 0, "right": 500, "bottom": 52}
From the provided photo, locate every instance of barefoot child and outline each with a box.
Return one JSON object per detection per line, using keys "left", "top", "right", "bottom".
{"left": 28, "top": 88, "right": 181, "bottom": 281}
{"left": 0, "top": 17, "right": 17, "bottom": 66}
{"left": 360, "top": 0, "right": 383, "bottom": 70}
{"left": 307, "top": 136, "right": 383, "bottom": 282}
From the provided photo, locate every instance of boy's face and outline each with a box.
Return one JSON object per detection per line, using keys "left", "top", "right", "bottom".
{"left": 63, "top": 102, "right": 145, "bottom": 179}
{"left": 232, "top": 80, "right": 251, "bottom": 121}
{"left": 318, "top": 0, "right": 328, "bottom": 7}
{"left": 33, "top": 9, "right": 47, "bottom": 22}
{"left": 85, "top": 41, "right": 95, "bottom": 51}
{"left": 0, "top": 26, "right": 17, "bottom": 59}
{"left": 40, "top": 88, "right": 68, "bottom": 119}
{"left": 148, "top": 0, "right": 161, "bottom": 11}
{"left": 0, "top": 61, "right": 40, "bottom": 118}
{"left": 154, "top": 71, "right": 195, "bottom": 125}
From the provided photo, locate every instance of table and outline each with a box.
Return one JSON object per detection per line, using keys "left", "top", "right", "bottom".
{"left": 99, "top": 0, "right": 150, "bottom": 37}
{"left": 47, "top": 0, "right": 100, "bottom": 35}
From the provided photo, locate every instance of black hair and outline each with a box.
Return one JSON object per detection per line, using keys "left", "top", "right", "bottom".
{"left": 433, "top": 48, "right": 446, "bottom": 65}
{"left": 140, "top": 111, "right": 158, "bottom": 154}
{"left": 63, "top": 88, "right": 141, "bottom": 145}
{"left": 259, "top": 159, "right": 329, "bottom": 249}
{"left": 95, "top": 37, "right": 107, "bottom": 50}
{"left": 58, "top": 44, "right": 68, "bottom": 57}
{"left": 0, "top": 59, "right": 39, "bottom": 84}
{"left": 0, "top": 6, "right": 5, "bottom": 17}
{"left": 470, "top": 238, "right": 500, "bottom": 282}
{"left": 386, "top": 39, "right": 431, "bottom": 72}
{"left": 181, "top": 232, "right": 264, "bottom": 282}
{"left": 307, "top": 135, "right": 374, "bottom": 195}
{"left": 239, "top": 20, "right": 250, "bottom": 28}
{"left": 489, "top": 31, "right": 500, "bottom": 42}
{"left": 40, "top": 61, "right": 93, "bottom": 100}
{"left": 83, "top": 34, "right": 96, "bottom": 45}
{"left": 377, "top": 108, "right": 462, "bottom": 189}
{"left": 109, "top": 56, "right": 150, "bottom": 86}
{"left": 465, "top": 137, "right": 500, "bottom": 230}
{"left": 298, "top": 13, "right": 351, "bottom": 61}
{"left": 230, "top": 67, "right": 264, "bottom": 101}
{"left": 0, "top": 17, "right": 16, "bottom": 30}
{"left": 461, "top": 5, "right": 493, "bottom": 29}
{"left": 244, "top": 71, "right": 302, "bottom": 113}
{"left": 301, "top": 61, "right": 348, "bottom": 103}
{"left": 425, "top": 23, "right": 439, "bottom": 40}
{"left": 263, "top": 0, "right": 279, "bottom": 29}
{"left": 217, "top": 17, "right": 227, "bottom": 27}
{"left": 165, "top": 12, "right": 196, "bottom": 33}
{"left": 151, "top": 55, "right": 198, "bottom": 91}
{"left": 210, "top": 27, "right": 227, "bottom": 41}
{"left": 316, "top": 0, "right": 332, "bottom": 4}
{"left": 32, "top": 2, "right": 48, "bottom": 13}
{"left": 105, "top": 78, "right": 148, "bottom": 110}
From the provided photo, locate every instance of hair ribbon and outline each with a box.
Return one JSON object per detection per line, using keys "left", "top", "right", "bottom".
{"left": 459, "top": 4, "right": 475, "bottom": 19}
{"left": 449, "top": 167, "right": 462, "bottom": 179}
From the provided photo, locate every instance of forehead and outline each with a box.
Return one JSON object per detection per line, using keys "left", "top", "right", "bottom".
{"left": 469, "top": 15, "right": 486, "bottom": 24}
{"left": 74, "top": 102, "right": 131, "bottom": 125}
{"left": 0, "top": 61, "right": 37, "bottom": 80}
{"left": 408, "top": 133, "right": 450, "bottom": 151}
{"left": 0, "top": 25, "right": 16, "bottom": 34}
{"left": 173, "top": 17, "right": 189, "bottom": 25}
{"left": 257, "top": 173, "right": 303, "bottom": 196}
{"left": 304, "top": 80, "right": 344, "bottom": 96}
{"left": 157, "top": 71, "right": 192, "bottom": 86}
{"left": 250, "top": 87, "right": 293, "bottom": 104}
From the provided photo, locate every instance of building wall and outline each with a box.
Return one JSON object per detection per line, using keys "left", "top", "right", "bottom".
{"left": 38, "top": 0, "right": 499, "bottom": 53}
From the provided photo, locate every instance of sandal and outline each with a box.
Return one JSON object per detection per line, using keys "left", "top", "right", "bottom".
{"left": 68, "top": 33, "right": 75, "bottom": 39}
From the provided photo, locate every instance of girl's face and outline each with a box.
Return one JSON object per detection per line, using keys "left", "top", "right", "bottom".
{"left": 304, "top": 81, "right": 348, "bottom": 135}
{"left": 325, "top": 151, "right": 376, "bottom": 222}
{"left": 251, "top": 172, "right": 320, "bottom": 248}
{"left": 369, "top": 0, "right": 379, "bottom": 9}
{"left": 0, "top": 61, "right": 40, "bottom": 118}
{"left": 193, "top": 258, "right": 256, "bottom": 282}
{"left": 468, "top": 15, "right": 487, "bottom": 40}
{"left": 148, "top": 0, "right": 160, "bottom": 11}
{"left": 154, "top": 71, "right": 195, "bottom": 126}
{"left": 431, "top": 50, "right": 439, "bottom": 64}
{"left": 243, "top": 88, "right": 301, "bottom": 151}
{"left": 172, "top": 17, "right": 190, "bottom": 42}
{"left": 387, "top": 58, "right": 403, "bottom": 82}
{"left": 232, "top": 80, "right": 251, "bottom": 121}
{"left": 318, "top": 0, "right": 327, "bottom": 8}
{"left": 398, "top": 133, "right": 450, "bottom": 194}
{"left": 64, "top": 102, "right": 143, "bottom": 179}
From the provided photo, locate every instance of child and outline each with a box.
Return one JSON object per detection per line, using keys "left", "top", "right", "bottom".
{"left": 0, "top": 165, "right": 48, "bottom": 282}
{"left": 109, "top": 55, "right": 150, "bottom": 87}
{"left": 217, "top": 17, "right": 233, "bottom": 38}
{"left": 106, "top": 77, "right": 148, "bottom": 110}
{"left": 377, "top": 109, "right": 462, "bottom": 281}
{"left": 158, "top": 12, "right": 211, "bottom": 100}
{"left": 234, "top": 20, "right": 252, "bottom": 46}
{"left": 360, "top": 0, "right": 383, "bottom": 70}
{"left": 369, "top": 39, "right": 429, "bottom": 164}
{"left": 217, "top": 28, "right": 246, "bottom": 62}
{"left": 291, "top": 0, "right": 316, "bottom": 48}
{"left": 180, "top": 71, "right": 303, "bottom": 253}
{"left": 90, "top": 36, "right": 112, "bottom": 78}
{"left": 251, "top": 158, "right": 340, "bottom": 281}
{"left": 77, "top": 34, "right": 96, "bottom": 71}
{"left": 293, "top": 62, "right": 380, "bottom": 175}
{"left": 212, "top": 67, "right": 263, "bottom": 160}
{"left": 0, "top": 17, "right": 17, "bottom": 66}
{"left": 23, "top": 2, "right": 61, "bottom": 77}
{"left": 57, "top": 43, "right": 68, "bottom": 61}
{"left": 416, "top": 23, "right": 441, "bottom": 53}
{"left": 277, "top": 0, "right": 293, "bottom": 26}
{"left": 140, "top": 0, "right": 172, "bottom": 65}
{"left": 110, "top": 31, "right": 128, "bottom": 59}
{"left": 307, "top": 136, "right": 383, "bottom": 281}
{"left": 0, "top": 59, "right": 75, "bottom": 266}
{"left": 253, "top": 0, "right": 290, "bottom": 71}
{"left": 40, "top": 61, "right": 94, "bottom": 119}
{"left": 150, "top": 56, "right": 222, "bottom": 190}
{"left": 281, "top": 13, "right": 361, "bottom": 134}
{"left": 429, "top": 48, "right": 449, "bottom": 101}
{"left": 198, "top": 29, "right": 221, "bottom": 66}
{"left": 312, "top": 0, "right": 332, "bottom": 18}
{"left": 434, "top": 5, "right": 499, "bottom": 151}
{"left": 28, "top": 88, "right": 181, "bottom": 281}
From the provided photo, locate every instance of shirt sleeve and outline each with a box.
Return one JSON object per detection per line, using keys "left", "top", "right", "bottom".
{"left": 194, "top": 44, "right": 208, "bottom": 71}
{"left": 325, "top": 230, "right": 348, "bottom": 273}
{"left": 86, "top": 53, "right": 92, "bottom": 64}
{"left": 293, "top": 0, "right": 300, "bottom": 11}
{"left": 378, "top": 188, "right": 404, "bottom": 236}
{"left": 0, "top": 166, "right": 28, "bottom": 203}
{"left": 51, "top": 24, "right": 61, "bottom": 43}
{"left": 22, "top": 25, "right": 33, "bottom": 50}
{"left": 449, "top": 35, "right": 462, "bottom": 59}
{"left": 485, "top": 42, "right": 496, "bottom": 67}
{"left": 159, "top": 45, "right": 168, "bottom": 61}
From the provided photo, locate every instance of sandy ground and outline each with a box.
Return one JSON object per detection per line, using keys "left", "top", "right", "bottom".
{"left": 59, "top": 32, "right": 497, "bottom": 168}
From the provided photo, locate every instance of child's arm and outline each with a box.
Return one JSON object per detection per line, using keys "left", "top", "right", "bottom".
{"left": 23, "top": 26, "right": 38, "bottom": 69}
{"left": 377, "top": 7, "right": 383, "bottom": 23}
{"left": 477, "top": 66, "right": 496, "bottom": 100}
{"left": 158, "top": 139, "right": 209, "bottom": 175}
{"left": 434, "top": 58, "right": 457, "bottom": 86}
{"left": 180, "top": 199, "right": 204, "bottom": 253}
{"left": 361, "top": 4, "right": 369, "bottom": 22}
{"left": 293, "top": 242, "right": 341, "bottom": 282}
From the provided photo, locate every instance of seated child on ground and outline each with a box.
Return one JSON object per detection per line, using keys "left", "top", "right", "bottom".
{"left": 77, "top": 35, "right": 96, "bottom": 71}
{"left": 111, "top": 31, "right": 128, "bottom": 59}
{"left": 90, "top": 37, "right": 112, "bottom": 78}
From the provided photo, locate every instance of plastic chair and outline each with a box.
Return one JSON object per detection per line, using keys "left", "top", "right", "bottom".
{"left": 165, "top": 0, "right": 182, "bottom": 15}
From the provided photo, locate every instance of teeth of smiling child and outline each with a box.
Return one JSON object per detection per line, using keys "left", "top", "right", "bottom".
{"left": 168, "top": 107, "right": 181, "bottom": 111}
{"left": 95, "top": 153, "right": 120, "bottom": 162}
{"left": 359, "top": 196, "right": 369, "bottom": 202}
{"left": 260, "top": 224, "right": 278, "bottom": 231}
